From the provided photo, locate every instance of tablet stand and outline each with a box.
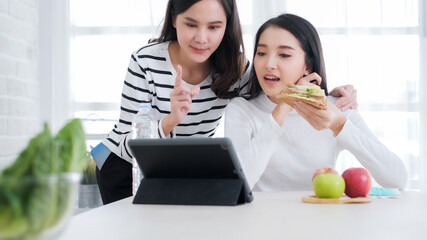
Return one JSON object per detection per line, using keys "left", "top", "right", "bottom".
{"left": 132, "top": 178, "right": 246, "bottom": 206}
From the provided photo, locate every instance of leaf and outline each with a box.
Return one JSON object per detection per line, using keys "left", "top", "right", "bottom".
{"left": 32, "top": 124, "right": 56, "bottom": 177}
{"left": 55, "top": 119, "right": 87, "bottom": 173}
{"left": 0, "top": 187, "right": 28, "bottom": 238}
{"left": 1, "top": 124, "right": 53, "bottom": 183}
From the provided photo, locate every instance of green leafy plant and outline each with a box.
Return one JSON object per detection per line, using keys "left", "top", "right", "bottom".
{"left": 0, "top": 119, "right": 87, "bottom": 239}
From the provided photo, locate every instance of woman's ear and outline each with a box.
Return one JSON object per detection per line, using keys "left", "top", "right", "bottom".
{"left": 303, "top": 65, "right": 312, "bottom": 76}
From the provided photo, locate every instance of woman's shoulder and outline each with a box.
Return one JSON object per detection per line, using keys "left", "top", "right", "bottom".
{"left": 226, "top": 97, "right": 256, "bottom": 120}
{"left": 230, "top": 96, "right": 250, "bottom": 104}
{"left": 130, "top": 41, "right": 172, "bottom": 70}
{"left": 228, "top": 96, "right": 252, "bottom": 110}
{"left": 228, "top": 95, "right": 265, "bottom": 113}
{"left": 133, "top": 41, "right": 170, "bottom": 56}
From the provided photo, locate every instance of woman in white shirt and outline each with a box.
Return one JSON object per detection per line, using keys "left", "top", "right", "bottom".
{"left": 225, "top": 13, "right": 407, "bottom": 191}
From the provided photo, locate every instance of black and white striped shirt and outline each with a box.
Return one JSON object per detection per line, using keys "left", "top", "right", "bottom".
{"left": 102, "top": 41, "right": 250, "bottom": 163}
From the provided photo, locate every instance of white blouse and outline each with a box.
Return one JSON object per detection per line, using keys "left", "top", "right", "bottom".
{"left": 225, "top": 93, "right": 407, "bottom": 191}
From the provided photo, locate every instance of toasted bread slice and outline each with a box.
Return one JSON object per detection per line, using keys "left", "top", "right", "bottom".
{"left": 276, "top": 93, "right": 327, "bottom": 109}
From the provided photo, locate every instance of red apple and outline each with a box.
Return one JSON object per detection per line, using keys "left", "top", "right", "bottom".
{"left": 342, "top": 168, "right": 371, "bottom": 198}
{"left": 312, "top": 168, "right": 338, "bottom": 182}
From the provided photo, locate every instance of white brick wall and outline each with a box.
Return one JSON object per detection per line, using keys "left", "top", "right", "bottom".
{"left": 0, "top": 0, "right": 40, "bottom": 170}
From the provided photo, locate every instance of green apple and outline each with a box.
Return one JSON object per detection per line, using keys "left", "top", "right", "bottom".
{"left": 313, "top": 173, "right": 346, "bottom": 198}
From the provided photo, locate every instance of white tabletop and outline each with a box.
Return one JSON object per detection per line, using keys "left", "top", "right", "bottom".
{"left": 60, "top": 191, "right": 427, "bottom": 240}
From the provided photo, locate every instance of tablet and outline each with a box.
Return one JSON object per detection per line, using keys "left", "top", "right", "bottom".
{"left": 128, "top": 137, "right": 254, "bottom": 205}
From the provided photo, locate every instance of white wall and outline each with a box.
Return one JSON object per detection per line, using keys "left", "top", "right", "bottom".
{"left": 0, "top": 0, "right": 41, "bottom": 170}
{"left": 420, "top": 0, "right": 427, "bottom": 193}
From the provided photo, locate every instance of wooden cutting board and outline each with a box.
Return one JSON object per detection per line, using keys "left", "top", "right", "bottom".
{"left": 301, "top": 195, "right": 372, "bottom": 204}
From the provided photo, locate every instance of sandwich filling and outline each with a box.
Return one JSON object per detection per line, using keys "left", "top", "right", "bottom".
{"left": 286, "top": 84, "right": 325, "bottom": 97}
{"left": 276, "top": 83, "right": 327, "bottom": 109}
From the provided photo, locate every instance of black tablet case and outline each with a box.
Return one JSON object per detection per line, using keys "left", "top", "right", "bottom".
{"left": 128, "top": 138, "right": 253, "bottom": 206}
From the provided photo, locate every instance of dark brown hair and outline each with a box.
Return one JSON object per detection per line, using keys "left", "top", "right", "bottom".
{"left": 150, "top": 0, "right": 246, "bottom": 99}
{"left": 245, "top": 13, "right": 328, "bottom": 100}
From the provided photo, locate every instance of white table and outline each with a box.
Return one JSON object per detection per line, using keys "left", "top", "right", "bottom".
{"left": 60, "top": 191, "right": 427, "bottom": 240}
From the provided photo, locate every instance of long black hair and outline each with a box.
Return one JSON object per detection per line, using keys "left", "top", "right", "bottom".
{"left": 245, "top": 13, "right": 328, "bottom": 100}
{"left": 150, "top": 0, "right": 246, "bottom": 99}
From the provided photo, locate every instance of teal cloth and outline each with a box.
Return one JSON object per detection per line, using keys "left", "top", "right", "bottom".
{"left": 91, "top": 142, "right": 111, "bottom": 170}
{"left": 368, "top": 187, "right": 400, "bottom": 197}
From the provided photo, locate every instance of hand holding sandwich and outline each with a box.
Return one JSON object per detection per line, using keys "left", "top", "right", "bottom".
{"left": 271, "top": 73, "right": 322, "bottom": 126}
{"left": 294, "top": 100, "right": 347, "bottom": 136}
{"left": 276, "top": 73, "right": 357, "bottom": 111}
{"left": 275, "top": 73, "right": 346, "bottom": 135}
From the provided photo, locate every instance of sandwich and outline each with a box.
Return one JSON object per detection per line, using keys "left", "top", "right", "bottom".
{"left": 276, "top": 83, "right": 327, "bottom": 110}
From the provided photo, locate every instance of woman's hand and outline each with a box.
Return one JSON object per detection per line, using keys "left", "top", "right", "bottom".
{"left": 329, "top": 85, "right": 358, "bottom": 111}
{"left": 162, "top": 65, "right": 200, "bottom": 135}
{"left": 296, "top": 72, "right": 322, "bottom": 86}
{"left": 272, "top": 102, "right": 293, "bottom": 126}
{"left": 294, "top": 100, "right": 347, "bottom": 136}
{"left": 272, "top": 72, "right": 321, "bottom": 126}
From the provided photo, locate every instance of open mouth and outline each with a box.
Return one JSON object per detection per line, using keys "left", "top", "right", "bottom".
{"left": 264, "top": 76, "right": 280, "bottom": 81}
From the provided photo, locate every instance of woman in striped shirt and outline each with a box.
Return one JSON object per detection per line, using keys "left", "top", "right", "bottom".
{"left": 94, "top": 0, "right": 358, "bottom": 204}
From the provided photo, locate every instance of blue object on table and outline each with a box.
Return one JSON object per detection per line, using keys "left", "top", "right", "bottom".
{"left": 368, "top": 187, "right": 400, "bottom": 197}
{"left": 91, "top": 142, "right": 111, "bottom": 170}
